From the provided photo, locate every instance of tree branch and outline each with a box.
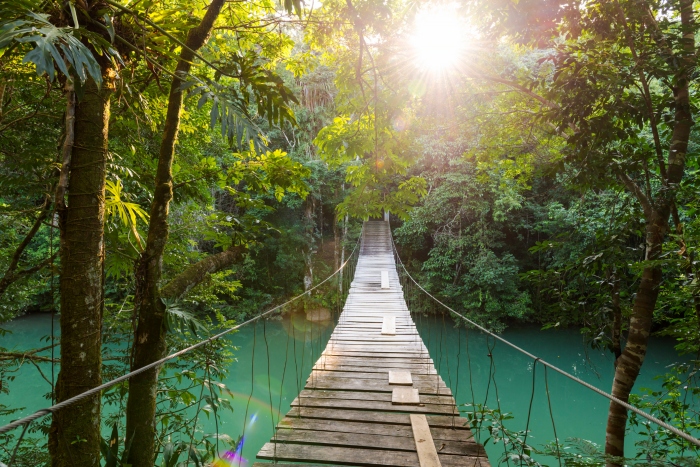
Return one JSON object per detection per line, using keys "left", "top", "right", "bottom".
{"left": 618, "top": 172, "right": 652, "bottom": 218}
{"left": 160, "top": 246, "right": 244, "bottom": 301}
{"left": 468, "top": 71, "right": 560, "bottom": 111}
{"left": 0, "top": 196, "right": 52, "bottom": 296}
{"left": 0, "top": 352, "right": 59, "bottom": 363}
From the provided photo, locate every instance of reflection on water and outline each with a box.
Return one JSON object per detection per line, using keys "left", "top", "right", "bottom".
{"left": 0, "top": 311, "right": 334, "bottom": 465}
{"left": 1, "top": 311, "right": 692, "bottom": 464}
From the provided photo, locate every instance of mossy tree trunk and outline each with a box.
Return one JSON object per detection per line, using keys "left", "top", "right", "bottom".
{"left": 48, "top": 68, "right": 115, "bottom": 467}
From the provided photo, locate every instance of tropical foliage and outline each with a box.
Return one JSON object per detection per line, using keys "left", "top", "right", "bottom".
{"left": 1, "top": 0, "right": 698, "bottom": 465}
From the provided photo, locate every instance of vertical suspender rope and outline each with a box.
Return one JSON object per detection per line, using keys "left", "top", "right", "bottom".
{"left": 387, "top": 227, "right": 700, "bottom": 449}
{"left": 262, "top": 318, "right": 275, "bottom": 462}
{"left": 543, "top": 366, "right": 562, "bottom": 467}
{"left": 0, "top": 236, "right": 361, "bottom": 436}
{"left": 520, "top": 358, "right": 539, "bottom": 466}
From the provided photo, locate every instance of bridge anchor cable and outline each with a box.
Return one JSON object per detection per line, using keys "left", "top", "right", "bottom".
{"left": 389, "top": 230, "right": 700, "bottom": 449}
{"left": 0, "top": 237, "right": 361, "bottom": 438}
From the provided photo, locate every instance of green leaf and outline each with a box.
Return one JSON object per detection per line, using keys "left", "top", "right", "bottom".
{"left": 68, "top": 2, "right": 79, "bottom": 28}
{"left": 103, "top": 13, "right": 114, "bottom": 43}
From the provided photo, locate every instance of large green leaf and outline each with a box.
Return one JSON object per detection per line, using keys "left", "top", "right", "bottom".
{"left": 0, "top": 11, "right": 120, "bottom": 84}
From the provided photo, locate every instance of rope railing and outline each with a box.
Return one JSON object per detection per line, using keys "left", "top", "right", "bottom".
{"left": 388, "top": 228, "right": 700, "bottom": 449}
{"left": 0, "top": 234, "right": 362, "bottom": 442}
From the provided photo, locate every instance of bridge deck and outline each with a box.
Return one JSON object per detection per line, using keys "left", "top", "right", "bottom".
{"left": 254, "top": 221, "right": 490, "bottom": 467}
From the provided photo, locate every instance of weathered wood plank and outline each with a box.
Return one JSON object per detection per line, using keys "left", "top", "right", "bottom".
{"left": 294, "top": 389, "right": 455, "bottom": 406}
{"left": 411, "top": 414, "right": 442, "bottom": 467}
{"left": 316, "top": 356, "right": 434, "bottom": 365}
{"left": 319, "top": 350, "right": 433, "bottom": 359}
{"left": 389, "top": 370, "right": 413, "bottom": 385}
{"left": 284, "top": 407, "right": 471, "bottom": 429}
{"left": 292, "top": 395, "right": 453, "bottom": 415}
{"left": 276, "top": 417, "right": 475, "bottom": 443}
{"left": 312, "top": 365, "right": 435, "bottom": 376}
{"left": 269, "top": 428, "right": 485, "bottom": 457}
{"left": 381, "top": 316, "right": 397, "bottom": 335}
{"left": 309, "top": 370, "right": 445, "bottom": 384}
{"left": 257, "top": 442, "right": 485, "bottom": 467}
{"left": 392, "top": 387, "right": 420, "bottom": 405}
{"left": 305, "top": 376, "right": 451, "bottom": 395}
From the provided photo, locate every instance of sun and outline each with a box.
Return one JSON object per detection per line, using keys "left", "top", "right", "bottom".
{"left": 409, "top": 3, "right": 469, "bottom": 73}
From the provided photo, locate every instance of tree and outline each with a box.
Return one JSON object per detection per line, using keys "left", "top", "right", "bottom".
{"left": 115, "top": 1, "right": 302, "bottom": 463}
{"left": 1, "top": 2, "right": 125, "bottom": 464}
{"left": 466, "top": 0, "right": 697, "bottom": 462}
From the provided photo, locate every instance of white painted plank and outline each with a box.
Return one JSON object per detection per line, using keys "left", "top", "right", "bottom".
{"left": 381, "top": 316, "right": 396, "bottom": 335}
{"left": 389, "top": 370, "right": 413, "bottom": 385}
{"left": 381, "top": 270, "right": 390, "bottom": 289}
{"left": 410, "top": 414, "right": 442, "bottom": 467}
{"left": 392, "top": 387, "right": 420, "bottom": 405}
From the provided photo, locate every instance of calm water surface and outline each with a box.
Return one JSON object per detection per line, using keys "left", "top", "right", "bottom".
{"left": 0, "top": 312, "right": 692, "bottom": 465}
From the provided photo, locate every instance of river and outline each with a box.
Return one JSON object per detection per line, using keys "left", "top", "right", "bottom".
{"left": 0, "top": 312, "right": 693, "bottom": 465}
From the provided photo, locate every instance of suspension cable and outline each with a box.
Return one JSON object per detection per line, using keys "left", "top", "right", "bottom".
{"left": 388, "top": 231, "right": 700, "bottom": 449}
{"left": 0, "top": 235, "right": 361, "bottom": 436}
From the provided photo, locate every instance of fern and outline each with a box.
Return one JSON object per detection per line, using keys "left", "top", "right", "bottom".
{"left": 105, "top": 179, "right": 148, "bottom": 250}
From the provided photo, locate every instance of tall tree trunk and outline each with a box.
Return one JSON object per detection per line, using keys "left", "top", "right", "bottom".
{"left": 608, "top": 269, "right": 622, "bottom": 364}
{"left": 338, "top": 213, "right": 348, "bottom": 294}
{"left": 604, "top": 219, "right": 664, "bottom": 463}
{"left": 605, "top": 2, "right": 694, "bottom": 463}
{"left": 49, "top": 68, "right": 114, "bottom": 467}
{"left": 333, "top": 216, "right": 340, "bottom": 271}
{"left": 125, "top": 2, "right": 226, "bottom": 466}
{"left": 303, "top": 197, "right": 316, "bottom": 291}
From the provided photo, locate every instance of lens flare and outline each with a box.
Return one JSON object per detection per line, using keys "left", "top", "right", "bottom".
{"left": 212, "top": 448, "right": 248, "bottom": 467}
{"left": 409, "top": 3, "right": 468, "bottom": 73}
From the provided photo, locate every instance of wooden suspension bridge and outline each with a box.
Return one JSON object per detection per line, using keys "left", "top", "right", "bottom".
{"left": 253, "top": 221, "right": 490, "bottom": 467}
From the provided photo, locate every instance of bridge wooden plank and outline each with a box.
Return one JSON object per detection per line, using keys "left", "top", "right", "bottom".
{"left": 392, "top": 387, "right": 420, "bottom": 405}
{"left": 269, "top": 428, "right": 485, "bottom": 457}
{"left": 292, "top": 395, "right": 453, "bottom": 415}
{"left": 322, "top": 344, "right": 425, "bottom": 352}
{"left": 293, "top": 389, "right": 455, "bottom": 406}
{"left": 381, "top": 270, "right": 390, "bottom": 288}
{"left": 257, "top": 442, "right": 485, "bottom": 467}
{"left": 276, "top": 417, "right": 475, "bottom": 442}
{"left": 411, "top": 414, "right": 443, "bottom": 467}
{"left": 305, "top": 376, "right": 451, "bottom": 395}
{"left": 329, "top": 336, "right": 421, "bottom": 342}
{"left": 382, "top": 316, "right": 397, "bottom": 335}
{"left": 319, "top": 350, "right": 433, "bottom": 359}
{"left": 316, "top": 356, "right": 434, "bottom": 365}
{"left": 389, "top": 370, "right": 414, "bottom": 385}
{"left": 285, "top": 407, "right": 469, "bottom": 429}
{"left": 313, "top": 364, "right": 436, "bottom": 375}
{"left": 309, "top": 370, "right": 441, "bottom": 384}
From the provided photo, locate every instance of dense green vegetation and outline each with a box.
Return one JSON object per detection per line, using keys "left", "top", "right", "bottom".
{"left": 1, "top": 0, "right": 699, "bottom": 465}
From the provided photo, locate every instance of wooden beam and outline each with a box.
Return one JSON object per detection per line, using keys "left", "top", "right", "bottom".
{"left": 381, "top": 270, "right": 390, "bottom": 289}
{"left": 381, "top": 316, "right": 396, "bottom": 335}
{"left": 389, "top": 370, "right": 413, "bottom": 385}
{"left": 411, "top": 414, "right": 443, "bottom": 467}
{"left": 392, "top": 387, "right": 420, "bottom": 405}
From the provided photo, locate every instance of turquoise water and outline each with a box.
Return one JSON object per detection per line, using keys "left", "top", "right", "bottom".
{"left": 0, "top": 312, "right": 693, "bottom": 465}
{"left": 417, "top": 315, "right": 695, "bottom": 464}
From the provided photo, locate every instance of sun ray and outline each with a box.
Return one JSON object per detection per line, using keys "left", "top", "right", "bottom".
{"left": 409, "top": 2, "right": 470, "bottom": 75}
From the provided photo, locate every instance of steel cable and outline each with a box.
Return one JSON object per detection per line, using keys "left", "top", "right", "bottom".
{"left": 388, "top": 230, "right": 700, "bottom": 448}
{"left": 0, "top": 236, "right": 360, "bottom": 437}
